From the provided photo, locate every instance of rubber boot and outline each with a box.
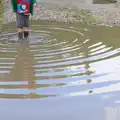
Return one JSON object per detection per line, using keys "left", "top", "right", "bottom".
{"left": 18, "top": 32, "right": 23, "bottom": 42}
{"left": 24, "top": 31, "right": 29, "bottom": 40}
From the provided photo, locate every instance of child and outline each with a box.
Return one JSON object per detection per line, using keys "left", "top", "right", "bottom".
{"left": 11, "top": 0, "right": 37, "bottom": 41}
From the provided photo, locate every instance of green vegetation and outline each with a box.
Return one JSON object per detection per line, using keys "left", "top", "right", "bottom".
{"left": 93, "top": 0, "right": 117, "bottom": 4}
{"left": 0, "top": 0, "right": 3, "bottom": 28}
{"left": 72, "top": 9, "right": 98, "bottom": 24}
{"left": 60, "top": 8, "right": 100, "bottom": 24}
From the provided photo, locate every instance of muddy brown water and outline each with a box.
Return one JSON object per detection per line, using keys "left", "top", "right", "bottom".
{"left": 0, "top": 20, "right": 120, "bottom": 119}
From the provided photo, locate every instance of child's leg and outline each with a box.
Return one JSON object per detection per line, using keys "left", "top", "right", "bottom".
{"left": 16, "top": 13, "right": 24, "bottom": 40}
{"left": 17, "top": 28, "right": 23, "bottom": 40}
{"left": 23, "top": 15, "right": 30, "bottom": 38}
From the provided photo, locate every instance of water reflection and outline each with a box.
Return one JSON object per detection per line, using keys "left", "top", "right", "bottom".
{"left": 0, "top": 21, "right": 120, "bottom": 103}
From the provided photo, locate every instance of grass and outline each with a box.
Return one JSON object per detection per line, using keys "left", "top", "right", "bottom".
{"left": 64, "top": 8, "right": 100, "bottom": 24}
{"left": 0, "top": 0, "right": 3, "bottom": 26}
{"left": 93, "top": 0, "right": 117, "bottom": 4}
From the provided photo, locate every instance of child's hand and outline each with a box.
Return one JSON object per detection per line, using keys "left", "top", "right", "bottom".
{"left": 33, "top": 3, "right": 37, "bottom": 8}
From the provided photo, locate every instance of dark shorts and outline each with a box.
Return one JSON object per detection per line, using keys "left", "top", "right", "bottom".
{"left": 16, "top": 12, "right": 29, "bottom": 28}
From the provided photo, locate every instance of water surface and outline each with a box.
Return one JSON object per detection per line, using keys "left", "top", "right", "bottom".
{"left": 0, "top": 20, "right": 120, "bottom": 119}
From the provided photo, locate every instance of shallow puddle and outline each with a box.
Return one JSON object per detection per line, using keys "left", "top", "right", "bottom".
{"left": 0, "top": 20, "right": 120, "bottom": 102}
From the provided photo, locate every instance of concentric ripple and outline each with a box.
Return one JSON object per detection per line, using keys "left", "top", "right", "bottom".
{"left": 0, "top": 22, "right": 120, "bottom": 100}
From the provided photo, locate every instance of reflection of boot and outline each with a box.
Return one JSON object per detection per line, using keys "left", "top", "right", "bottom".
{"left": 24, "top": 31, "right": 29, "bottom": 40}
{"left": 18, "top": 32, "right": 23, "bottom": 41}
